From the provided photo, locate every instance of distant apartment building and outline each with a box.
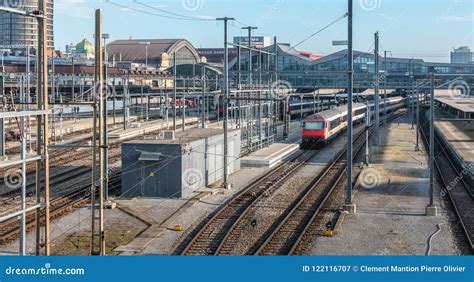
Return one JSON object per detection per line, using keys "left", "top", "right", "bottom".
{"left": 451, "top": 46, "right": 473, "bottom": 64}
{"left": 0, "top": 0, "right": 54, "bottom": 50}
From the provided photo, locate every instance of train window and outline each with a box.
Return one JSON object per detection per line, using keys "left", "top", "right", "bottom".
{"left": 304, "top": 122, "right": 324, "bottom": 130}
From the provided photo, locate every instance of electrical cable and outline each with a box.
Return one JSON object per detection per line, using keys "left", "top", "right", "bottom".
{"left": 106, "top": 0, "right": 210, "bottom": 21}
{"left": 133, "top": 0, "right": 215, "bottom": 21}
{"left": 293, "top": 13, "right": 348, "bottom": 48}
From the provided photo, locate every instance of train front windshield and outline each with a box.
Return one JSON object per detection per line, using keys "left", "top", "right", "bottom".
{"left": 304, "top": 122, "right": 324, "bottom": 130}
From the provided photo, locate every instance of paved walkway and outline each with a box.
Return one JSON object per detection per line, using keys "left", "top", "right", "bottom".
{"left": 311, "top": 114, "right": 460, "bottom": 255}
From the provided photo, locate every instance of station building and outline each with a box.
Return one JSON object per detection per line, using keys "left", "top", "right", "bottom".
{"left": 230, "top": 45, "right": 474, "bottom": 90}
{"left": 106, "top": 39, "right": 206, "bottom": 71}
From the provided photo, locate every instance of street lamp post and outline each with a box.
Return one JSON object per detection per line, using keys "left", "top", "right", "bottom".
{"left": 344, "top": 0, "right": 356, "bottom": 214}
{"left": 383, "top": 50, "right": 391, "bottom": 125}
{"left": 139, "top": 41, "right": 151, "bottom": 69}
{"left": 0, "top": 49, "right": 9, "bottom": 160}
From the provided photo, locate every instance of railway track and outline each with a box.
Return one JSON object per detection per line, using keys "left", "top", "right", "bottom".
{"left": 177, "top": 110, "right": 404, "bottom": 256}
{"left": 1, "top": 151, "right": 122, "bottom": 206}
{"left": 0, "top": 119, "right": 199, "bottom": 247}
{"left": 177, "top": 130, "right": 368, "bottom": 255}
{"left": 176, "top": 142, "right": 322, "bottom": 255}
{"left": 420, "top": 109, "right": 474, "bottom": 254}
{"left": 0, "top": 174, "right": 122, "bottom": 246}
{"left": 0, "top": 119, "right": 200, "bottom": 195}
{"left": 217, "top": 128, "right": 367, "bottom": 256}
{"left": 253, "top": 130, "right": 367, "bottom": 255}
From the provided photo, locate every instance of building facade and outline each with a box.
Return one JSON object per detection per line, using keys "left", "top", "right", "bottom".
{"left": 451, "top": 46, "right": 473, "bottom": 64}
{"left": 0, "top": 0, "right": 54, "bottom": 50}
{"left": 107, "top": 39, "right": 203, "bottom": 71}
{"left": 230, "top": 45, "right": 474, "bottom": 89}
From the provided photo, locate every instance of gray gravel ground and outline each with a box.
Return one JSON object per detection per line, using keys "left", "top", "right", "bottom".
{"left": 310, "top": 114, "right": 460, "bottom": 255}
{"left": 225, "top": 126, "right": 364, "bottom": 255}
{"left": 0, "top": 205, "right": 147, "bottom": 255}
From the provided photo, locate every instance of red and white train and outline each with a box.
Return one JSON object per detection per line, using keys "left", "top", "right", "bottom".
{"left": 301, "top": 97, "right": 406, "bottom": 147}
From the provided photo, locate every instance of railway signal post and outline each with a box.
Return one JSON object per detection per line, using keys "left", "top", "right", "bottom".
{"left": 217, "top": 17, "right": 235, "bottom": 190}
{"left": 343, "top": 0, "right": 356, "bottom": 214}
{"left": 91, "top": 9, "right": 106, "bottom": 255}
{"left": 374, "top": 31, "right": 380, "bottom": 145}
{"left": 365, "top": 100, "right": 370, "bottom": 165}
{"left": 426, "top": 73, "right": 437, "bottom": 216}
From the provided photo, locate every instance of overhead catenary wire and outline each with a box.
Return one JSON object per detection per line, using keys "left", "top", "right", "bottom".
{"left": 293, "top": 13, "right": 348, "bottom": 48}
{"left": 106, "top": 0, "right": 212, "bottom": 21}
{"left": 133, "top": 0, "right": 215, "bottom": 21}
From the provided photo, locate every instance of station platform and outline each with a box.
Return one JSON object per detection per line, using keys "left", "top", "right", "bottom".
{"left": 108, "top": 117, "right": 199, "bottom": 140}
{"left": 435, "top": 92, "right": 474, "bottom": 119}
{"left": 310, "top": 114, "right": 459, "bottom": 255}
{"left": 240, "top": 121, "right": 302, "bottom": 168}
{"left": 435, "top": 119, "right": 473, "bottom": 174}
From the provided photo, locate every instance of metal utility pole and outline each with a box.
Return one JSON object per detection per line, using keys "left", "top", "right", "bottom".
{"left": 426, "top": 73, "right": 437, "bottom": 216}
{"left": 236, "top": 46, "right": 241, "bottom": 128}
{"left": 19, "top": 116, "right": 26, "bottom": 255}
{"left": 201, "top": 65, "right": 206, "bottom": 128}
{"left": 365, "top": 99, "right": 370, "bottom": 165}
{"left": 374, "top": 31, "right": 380, "bottom": 145}
{"left": 139, "top": 41, "right": 151, "bottom": 68}
{"left": 123, "top": 77, "right": 129, "bottom": 130}
{"left": 274, "top": 37, "right": 278, "bottom": 136}
{"left": 242, "top": 26, "right": 257, "bottom": 85}
{"left": 383, "top": 50, "right": 390, "bottom": 124}
{"left": 37, "top": 0, "right": 51, "bottom": 255}
{"left": 102, "top": 33, "right": 110, "bottom": 202}
{"left": 415, "top": 87, "right": 420, "bottom": 151}
{"left": 182, "top": 92, "right": 185, "bottom": 132}
{"left": 173, "top": 53, "right": 177, "bottom": 131}
{"left": 344, "top": 0, "right": 355, "bottom": 214}
{"left": 218, "top": 17, "right": 235, "bottom": 189}
{"left": 71, "top": 57, "right": 75, "bottom": 100}
{"left": 410, "top": 59, "right": 415, "bottom": 129}
{"left": 91, "top": 9, "right": 106, "bottom": 255}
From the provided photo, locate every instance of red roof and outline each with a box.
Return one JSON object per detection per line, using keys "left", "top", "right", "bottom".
{"left": 297, "top": 51, "right": 321, "bottom": 60}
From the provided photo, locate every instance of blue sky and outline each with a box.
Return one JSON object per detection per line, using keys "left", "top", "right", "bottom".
{"left": 54, "top": 0, "right": 474, "bottom": 63}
